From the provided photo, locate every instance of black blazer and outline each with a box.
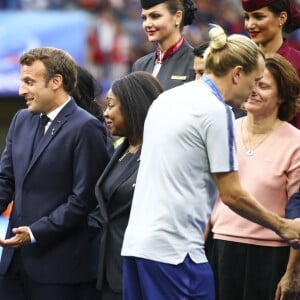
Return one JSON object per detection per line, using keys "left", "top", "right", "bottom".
{"left": 132, "top": 40, "right": 195, "bottom": 90}
{"left": 95, "top": 139, "right": 141, "bottom": 292}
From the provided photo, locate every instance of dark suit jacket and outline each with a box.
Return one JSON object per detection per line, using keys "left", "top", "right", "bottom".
{"left": 132, "top": 40, "right": 195, "bottom": 90}
{"left": 286, "top": 190, "right": 300, "bottom": 219}
{"left": 95, "top": 139, "right": 140, "bottom": 292}
{"left": 0, "top": 99, "right": 110, "bottom": 284}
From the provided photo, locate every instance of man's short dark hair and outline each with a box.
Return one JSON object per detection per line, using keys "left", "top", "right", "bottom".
{"left": 193, "top": 42, "right": 209, "bottom": 58}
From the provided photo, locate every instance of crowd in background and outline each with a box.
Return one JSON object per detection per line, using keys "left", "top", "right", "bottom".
{"left": 1, "top": 0, "right": 300, "bottom": 101}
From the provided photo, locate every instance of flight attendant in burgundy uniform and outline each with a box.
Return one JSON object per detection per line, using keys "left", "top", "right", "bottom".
{"left": 241, "top": 0, "right": 300, "bottom": 128}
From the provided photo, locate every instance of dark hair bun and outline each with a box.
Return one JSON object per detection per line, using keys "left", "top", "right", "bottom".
{"left": 183, "top": 0, "right": 197, "bottom": 26}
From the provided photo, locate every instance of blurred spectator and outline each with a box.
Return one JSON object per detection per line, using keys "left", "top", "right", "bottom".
{"left": 110, "top": 20, "right": 133, "bottom": 80}
{"left": 77, "top": 0, "right": 105, "bottom": 11}
{"left": 0, "top": 0, "right": 20, "bottom": 8}
{"left": 0, "top": 0, "right": 300, "bottom": 103}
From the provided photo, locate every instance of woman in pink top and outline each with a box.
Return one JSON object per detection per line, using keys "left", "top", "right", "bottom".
{"left": 206, "top": 54, "right": 300, "bottom": 300}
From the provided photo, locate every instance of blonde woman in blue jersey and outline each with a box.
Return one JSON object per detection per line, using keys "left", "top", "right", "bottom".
{"left": 121, "top": 24, "right": 300, "bottom": 300}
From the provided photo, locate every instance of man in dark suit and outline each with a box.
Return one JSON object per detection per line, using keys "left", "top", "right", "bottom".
{"left": 0, "top": 47, "right": 110, "bottom": 300}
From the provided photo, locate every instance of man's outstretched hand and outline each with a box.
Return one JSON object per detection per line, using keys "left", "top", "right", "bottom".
{"left": 0, "top": 226, "right": 31, "bottom": 248}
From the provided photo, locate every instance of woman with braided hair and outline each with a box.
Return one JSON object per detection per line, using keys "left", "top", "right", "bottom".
{"left": 132, "top": 0, "right": 197, "bottom": 90}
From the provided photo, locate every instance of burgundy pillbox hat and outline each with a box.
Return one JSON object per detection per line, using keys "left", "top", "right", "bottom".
{"left": 140, "top": 0, "right": 167, "bottom": 9}
{"left": 290, "top": 0, "right": 300, "bottom": 29}
{"left": 241, "top": 0, "right": 300, "bottom": 32}
{"left": 241, "top": 0, "right": 276, "bottom": 11}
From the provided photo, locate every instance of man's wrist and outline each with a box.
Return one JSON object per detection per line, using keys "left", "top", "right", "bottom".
{"left": 27, "top": 227, "right": 36, "bottom": 243}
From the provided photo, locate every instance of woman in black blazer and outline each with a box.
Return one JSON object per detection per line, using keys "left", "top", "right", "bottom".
{"left": 132, "top": 0, "right": 197, "bottom": 90}
{"left": 95, "top": 71, "right": 163, "bottom": 300}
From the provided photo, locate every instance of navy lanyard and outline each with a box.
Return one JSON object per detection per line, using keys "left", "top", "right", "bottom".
{"left": 201, "top": 76, "right": 235, "bottom": 169}
{"left": 200, "top": 75, "right": 223, "bottom": 103}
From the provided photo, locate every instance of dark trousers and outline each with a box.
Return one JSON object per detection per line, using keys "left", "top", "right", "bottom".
{"left": 0, "top": 250, "right": 101, "bottom": 300}
{"left": 99, "top": 276, "right": 122, "bottom": 300}
{"left": 206, "top": 238, "right": 289, "bottom": 300}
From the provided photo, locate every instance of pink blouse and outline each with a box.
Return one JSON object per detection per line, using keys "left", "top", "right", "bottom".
{"left": 211, "top": 118, "right": 300, "bottom": 246}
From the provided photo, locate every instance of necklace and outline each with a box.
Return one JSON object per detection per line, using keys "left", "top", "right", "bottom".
{"left": 242, "top": 118, "right": 278, "bottom": 157}
{"left": 118, "top": 149, "right": 131, "bottom": 162}
{"left": 118, "top": 144, "right": 141, "bottom": 162}
{"left": 246, "top": 149, "right": 254, "bottom": 156}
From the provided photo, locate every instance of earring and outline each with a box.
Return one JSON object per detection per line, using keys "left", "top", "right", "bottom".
{"left": 279, "top": 23, "right": 283, "bottom": 26}
{"left": 175, "top": 22, "right": 179, "bottom": 26}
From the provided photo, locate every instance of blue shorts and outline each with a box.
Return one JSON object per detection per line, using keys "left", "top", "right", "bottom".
{"left": 123, "top": 255, "right": 215, "bottom": 300}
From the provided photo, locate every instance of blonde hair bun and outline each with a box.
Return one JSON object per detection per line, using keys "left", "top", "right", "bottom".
{"left": 209, "top": 24, "right": 227, "bottom": 50}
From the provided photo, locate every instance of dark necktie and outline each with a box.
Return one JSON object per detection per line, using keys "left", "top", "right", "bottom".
{"left": 33, "top": 115, "right": 49, "bottom": 152}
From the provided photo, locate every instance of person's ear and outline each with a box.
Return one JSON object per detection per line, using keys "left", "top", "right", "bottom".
{"left": 278, "top": 11, "right": 287, "bottom": 27}
{"left": 175, "top": 10, "right": 182, "bottom": 27}
{"left": 232, "top": 66, "right": 243, "bottom": 84}
{"left": 50, "top": 74, "right": 63, "bottom": 90}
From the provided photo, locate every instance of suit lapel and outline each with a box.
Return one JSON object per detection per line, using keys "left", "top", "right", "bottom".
{"left": 95, "top": 141, "right": 129, "bottom": 222}
{"left": 143, "top": 55, "right": 156, "bottom": 73}
{"left": 156, "top": 41, "right": 194, "bottom": 84}
{"left": 107, "top": 143, "right": 140, "bottom": 208}
{"left": 25, "top": 114, "right": 40, "bottom": 166}
{"left": 95, "top": 140, "right": 129, "bottom": 197}
{"left": 96, "top": 139, "right": 141, "bottom": 205}
{"left": 27, "top": 100, "right": 77, "bottom": 173}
